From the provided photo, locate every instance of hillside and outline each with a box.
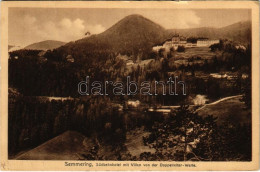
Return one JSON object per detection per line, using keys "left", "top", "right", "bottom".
{"left": 14, "top": 130, "right": 130, "bottom": 160}
{"left": 167, "top": 21, "right": 251, "bottom": 44}
{"left": 218, "top": 21, "right": 251, "bottom": 43}
{"left": 15, "top": 131, "right": 90, "bottom": 160}
{"left": 57, "top": 14, "right": 167, "bottom": 57}
{"left": 24, "top": 40, "right": 66, "bottom": 50}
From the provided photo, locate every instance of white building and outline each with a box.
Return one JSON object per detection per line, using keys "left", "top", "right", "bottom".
{"left": 152, "top": 35, "right": 220, "bottom": 52}
{"left": 163, "top": 40, "right": 173, "bottom": 51}
{"left": 197, "top": 39, "right": 220, "bottom": 47}
{"left": 186, "top": 43, "right": 197, "bottom": 48}
{"left": 172, "top": 35, "right": 187, "bottom": 50}
{"left": 127, "top": 100, "right": 140, "bottom": 108}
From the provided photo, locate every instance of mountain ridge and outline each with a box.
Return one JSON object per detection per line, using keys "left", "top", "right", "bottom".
{"left": 167, "top": 20, "right": 251, "bottom": 44}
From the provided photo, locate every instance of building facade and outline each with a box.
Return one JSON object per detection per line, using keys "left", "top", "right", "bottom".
{"left": 152, "top": 34, "right": 220, "bottom": 52}
{"left": 197, "top": 39, "right": 220, "bottom": 47}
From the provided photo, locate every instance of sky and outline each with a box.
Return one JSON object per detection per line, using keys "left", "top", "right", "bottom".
{"left": 8, "top": 8, "right": 251, "bottom": 47}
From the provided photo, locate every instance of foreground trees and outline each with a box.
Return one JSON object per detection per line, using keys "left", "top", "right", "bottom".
{"left": 142, "top": 105, "right": 251, "bottom": 161}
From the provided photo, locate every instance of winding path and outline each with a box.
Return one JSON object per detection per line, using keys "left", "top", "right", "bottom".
{"left": 148, "top": 95, "right": 243, "bottom": 113}
{"left": 195, "top": 95, "right": 242, "bottom": 112}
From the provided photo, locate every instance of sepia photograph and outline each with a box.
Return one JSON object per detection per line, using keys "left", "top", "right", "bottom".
{"left": 0, "top": 1, "right": 259, "bottom": 171}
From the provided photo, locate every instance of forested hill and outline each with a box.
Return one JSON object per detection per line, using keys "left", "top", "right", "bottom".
{"left": 55, "top": 14, "right": 167, "bottom": 60}
{"left": 97, "top": 14, "right": 167, "bottom": 54}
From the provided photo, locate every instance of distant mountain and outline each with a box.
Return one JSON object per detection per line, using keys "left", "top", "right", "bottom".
{"left": 167, "top": 21, "right": 251, "bottom": 44}
{"left": 24, "top": 40, "right": 66, "bottom": 51}
{"left": 58, "top": 14, "right": 167, "bottom": 56}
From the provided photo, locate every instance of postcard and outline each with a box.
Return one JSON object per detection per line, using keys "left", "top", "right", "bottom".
{"left": 0, "top": 1, "right": 259, "bottom": 171}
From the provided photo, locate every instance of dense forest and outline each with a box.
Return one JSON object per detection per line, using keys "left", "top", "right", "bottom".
{"left": 8, "top": 37, "right": 251, "bottom": 160}
{"left": 9, "top": 39, "right": 251, "bottom": 101}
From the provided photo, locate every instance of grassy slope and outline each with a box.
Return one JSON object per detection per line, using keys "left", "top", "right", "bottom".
{"left": 197, "top": 96, "right": 251, "bottom": 125}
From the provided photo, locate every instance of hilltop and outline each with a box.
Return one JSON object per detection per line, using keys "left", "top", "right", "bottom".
{"left": 97, "top": 14, "right": 166, "bottom": 53}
